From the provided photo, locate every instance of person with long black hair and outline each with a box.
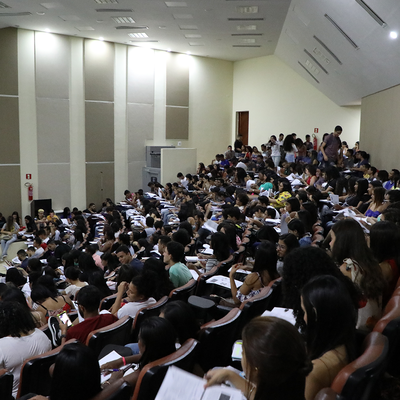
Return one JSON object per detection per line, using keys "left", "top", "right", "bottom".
{"left": 301, "top": 275, "right": 357, "bottom": 400}
{"left": 205, "top": 316, "right": 312, "bottom": 400}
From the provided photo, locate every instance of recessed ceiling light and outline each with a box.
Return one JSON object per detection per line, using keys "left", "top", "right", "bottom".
{"left": 236, "top": 25, "right": 257, "bottom": 31}
{"left": 167, "top": 48, "right": 171, "bottom": 52}
{"left": 184, "top": 34, "right": 201, "bottom": 38}
{"left": 173, "top": 14, "right": 193, "bottom": 19}
{"left": 165, "top": 2, "right": 187, "bottom": 6}
{"left": 45, "top": 28, "right": 50, "bottom": 32}
{"left": 159, "top": 26, "right": 167, "bottom": 29}
{"left": 99, "top": 37, "right": 104, "bottom": 41}
{"left": 128, "top": 32, "right": 148, "bottom": 38}
{"left": 186, "top": 51, "right": 191, "bottom": 55}
{"left": 94, "top": 0, "right": 118, "bottom": 3}
{"left": 37, "top": 12, "right": 45, "bottom": 15}
{"left": 112, "top": 16, "right": 135, "bottom": 23}
{"left": 179, "top": 25, "right": 198, "bottom": 30}
{"left": 236, "top": 6, "right": 258, "bottom": 14}
{"left": 390, "top": 31, "right": 398, "bottom": 39}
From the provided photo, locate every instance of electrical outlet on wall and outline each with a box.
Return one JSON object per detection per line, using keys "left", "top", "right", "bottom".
{"left": 177, "top": 141, "right": 182, "bottom": 147}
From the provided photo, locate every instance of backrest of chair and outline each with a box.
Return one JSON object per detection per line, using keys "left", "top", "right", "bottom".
{"left": 131, "top": 296, "right": 169, "bottom": 342}
{"left": 0, "top": 369, "right": 13, "bottom": 400}
{"left": 314, "top": 387, "right": 338, "bottom": 400}
{"left": 89, "top": 378, "right": 131, "bottom": 400}
{"left": 132, "top": 339, "right": 199, "bottom": 400}
{"left": 198, "top": 308, "right": 242, "bottom": 371}
{"left": 17, "top": 339, "right": 78, "bottom": 398}
{"left": 331, "top": 332, "right": 388, "bottom": 400}
{"left": 169, "top": 279, "right": 197, "bottom": 301}
{"left": 373, "top": 295, "right": 400, "bottom": 376}
{"left": 86, "top": 316, "right": 133, "bottom": 357}
{"left": 100, "top": 294, "right": 118, "bottom": 311}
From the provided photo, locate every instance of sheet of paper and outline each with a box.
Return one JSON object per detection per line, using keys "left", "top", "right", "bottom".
{"left": 99, "top": 350, "right": 121, "bottom": 367}
{"left": 262, "top": 307, "right": 296, "bottom": 326}
{"left": 203, "top": 219, "right": 219, "bottom": 233}
{"left": 155, "top": 366, "right": 244, "bottom": 400}
{"left": 186, "top": 256, "right": 199, "bottom": 263}
{"left": 206, "top": 275, "right": 243, "bottom": 289}
{"left": 190, "top": 270, "right": 199, "bottom": 280}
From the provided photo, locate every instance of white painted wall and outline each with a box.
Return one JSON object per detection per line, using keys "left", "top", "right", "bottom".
{"left": 232, "top": 55, "right": 361, "bottom": 147}
{"left": 161, "top": 148, "right": 197, "bottom": 186}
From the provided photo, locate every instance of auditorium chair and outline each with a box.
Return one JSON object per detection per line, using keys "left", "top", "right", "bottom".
{"left": 131, "top": 339, "right": 199, "bottom": 400}
{"left": 86, "top": 316, "right": 133, "bottom": 357}
{"left": 0, "top": 369, "right": 13, "bottom": 400}
{"left": 315, "top": 332, "right": 388, "bottom": 400}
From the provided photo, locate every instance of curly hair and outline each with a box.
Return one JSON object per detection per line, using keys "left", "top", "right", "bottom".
{"left": 331, "top": 219, "right": 386, "bottom": 303}
{"left": 0, "top": 301, "right": 36, "bottom": 338}
{"left": 282, "top": 246, "right": 359, "bottom": 331}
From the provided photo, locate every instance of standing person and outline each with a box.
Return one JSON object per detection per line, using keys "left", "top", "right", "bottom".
{"left": 320, "top": 125, "right": 343, "bottom": 167}
{"left": 283, "top": 135, "right": 298, "bottom": 163}
{"left": 305, "top": 134, "right": 313, "bottom": 151}
{"left": 234, "top": 135, "right": 244, "bottom": 156}
{"left": 269, "top": 135, "right": 281, "bottom": 167}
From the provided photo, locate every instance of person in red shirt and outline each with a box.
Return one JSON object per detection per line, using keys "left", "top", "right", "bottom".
{"left": 49, "top": 285, "right": 117, "bottom": 346}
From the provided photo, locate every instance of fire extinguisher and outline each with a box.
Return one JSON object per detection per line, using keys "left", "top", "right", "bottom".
{"left": 28, "top": 184, "right": 33, "bottom": 201}
{"left": 312, "top": 134, "right": 318, "bottom": 151}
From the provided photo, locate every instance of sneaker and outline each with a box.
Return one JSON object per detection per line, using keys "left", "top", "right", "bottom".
{"left": 48, "top": 317, "right": 61, "bottom": 347}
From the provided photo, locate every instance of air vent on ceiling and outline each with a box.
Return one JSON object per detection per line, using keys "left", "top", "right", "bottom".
{"left": 179, "top": 25, "right": 198, "bottom": 30}
{"left": 324, "top": 14, "right": 359, "bottom": 49}
{"left": 355, "top": 0, "right": 386, "bottom": 27}
{"left": 232, "top": 45, "right": 261, "bottom": 47}
{"left": 94, "top": 0, "right": 118, "bottom": 3}
{"left": 96, "top": 8, "right": 132, "bottom": 12}
{"left": 188, "top": 42, "right": 204, "bottom": 46}
{"left": 304, "top": 49, "right": 328, "bottom": 74}
{"left": 231, "top": 33, "right": 262, "bottom": 36}
{"left": 111, "top": 16, "right": 135, "bottom": 23}
{"left": 0, "top": 2, "right": 10, "bottom": 8}
{"left": 236, "top": 6, "right": 258, "bottom": 14}
{"left": 0, "top": 12, "right": 31, "bottom": 16}
{"left": 116, "top": 25, "right": 148, "bottom": 30}
{"left": 313, "top": 35, "right": 342, "bottom": 65}
{"left": 228, "top": 18, "right": 264, "bottom": 21}
{"left": 298, "top": 61, "right": 319, "bottom": 83}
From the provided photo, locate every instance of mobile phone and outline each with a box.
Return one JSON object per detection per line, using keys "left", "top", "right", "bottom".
{"left": 231, "top": 340, "right": 243, "bottom": 361}
{"left": 58, "top": 311, "right": 72, "bottom": 327}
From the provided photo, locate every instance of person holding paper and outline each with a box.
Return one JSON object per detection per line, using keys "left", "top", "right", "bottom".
{"left": 204, "top": 316, "right": 312, "bottom": 400}
{"left": 229, "top": 241, "right": 279, "bottom": 305}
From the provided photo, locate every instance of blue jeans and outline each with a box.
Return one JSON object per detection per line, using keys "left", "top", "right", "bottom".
{"left": 125, "top": 343, "right": 140, "bottom": 354}
{"left": 285, "top": 153, "right": 295, "bottom": 163}
{"left": 1, "top": 235, "right": 17, "bottom": 257}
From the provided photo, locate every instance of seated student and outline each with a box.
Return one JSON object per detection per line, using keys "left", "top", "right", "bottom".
{"left": 140, "top": 216, "right": 156, "bottom": 238}
{"left": 63, "top": 266, "right": 88, "bottom": 298}
{"left": 276, "top": 233, "right": 299, "bottom": 276}
{"left": 288, "top": 218, "right": 312, "bottom": 247}
{"left": 20, "top": 342, "right": 102, "bottom": 400}
{"left": 16, "top": 249, "right": 29, "bottom": 270}
{"left": 229, "top": 241, "right": 279, "bottom": 305}
{"left": 31, "top": 275, "right": 74, "bottom": 321}
{"left": 268, "top": 179, "right": 292, "bottom": 209}
{"left": 205, "top": 317, "right": 312, "bottom": 400}
{"left": 49, "top": 285, "right": 118, "bottom": 347}
{"left": 0, "top": 301, "right": 51, "bottom": 398}
{"left": 302, "top": 275, "right": 357, "bottom": 400}
{"left": 111, "top": 273, "right": 157, "bottom": 319}
{"left": 331, "top": 219, "right": 386, "bottom": 331}
{"left": 45, "top": 239, "right": 71, "bottom": 263}
{"left": 115, "top": 245, "right": 143, "bottom": 276}
{"left": 100, "top": 317, "right": 177, "bottom": 389}
{"left": 188, "top": 232, "right": 230, "bottom": 275}
{"left": 163, "top": 241, "right": 193, "bottom": 288}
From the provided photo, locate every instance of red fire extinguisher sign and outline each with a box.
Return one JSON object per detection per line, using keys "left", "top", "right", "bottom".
{"left": 314, "top": 128, "right": 319, "bottom": 133}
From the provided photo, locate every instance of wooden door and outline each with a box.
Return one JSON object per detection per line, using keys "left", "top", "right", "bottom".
{"left": 236, "top": 111, "right": 249, "bottom": 146}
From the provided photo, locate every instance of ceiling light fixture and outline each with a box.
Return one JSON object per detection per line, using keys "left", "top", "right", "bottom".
{"left": 128, "top": 32, "right": 148, "bottom": 38}
{"left": 45, "top": 28, "right": 50, "bottom": 32}
{"left": 99, "top": 37, "right": 104, "bottom": 41}
{"left": 390, "top": 31, "right": 398, "bottom": 39}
